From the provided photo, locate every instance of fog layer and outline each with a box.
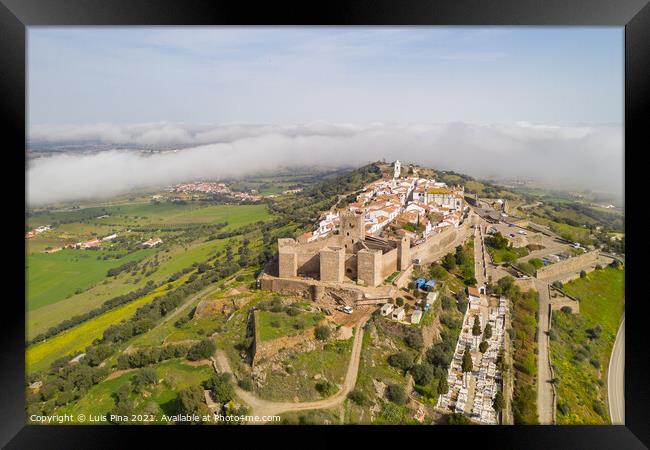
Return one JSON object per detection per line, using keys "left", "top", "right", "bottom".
{"left": 27, "top": 121, "right": 623, "bottom": 205}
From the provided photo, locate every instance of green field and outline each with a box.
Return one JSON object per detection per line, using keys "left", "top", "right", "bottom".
{"left": 26, "top": 279, "right": 186, "bottom": 374}
{"left": 58, "top": 359, "right": 214, "bottom": 422}
{"left": 27, "top": 248, "right": 155, "bottom": 311}
{"left": 27, "top": 237, "right": 235, "bottom": 341}
{"left": 551, "top": 267, "right": 625, "bottom": 424}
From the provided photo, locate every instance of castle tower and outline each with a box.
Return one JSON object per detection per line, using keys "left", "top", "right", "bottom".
{"left": 340, "top": 212, "right": 365, "bottom": 249}
{"left": 393, "top": 160, "right": 401, "bottom": 179}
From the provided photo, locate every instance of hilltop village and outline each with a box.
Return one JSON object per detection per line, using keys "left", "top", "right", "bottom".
{"left": 302, "top": 160, "right": 465, "bottom": 244}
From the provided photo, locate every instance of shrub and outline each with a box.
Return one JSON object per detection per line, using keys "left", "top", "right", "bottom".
{"left": 560, "top": 306, "right": 573, "bottom": 314}
{"left": 315, "top": 325, "right": 331, "bottom": 340}
{"left": 386, "top": 383, "right": 407, "bottom": 405}
{"left": 238, "top": 376, "right": 254, "bottom": 391}
{"left": 347, "top": 389, "right": 368, "bottom": 406}
{"left": 405, "top": 331, "right": 423, "bottom": 350}
{"left": 388, "top": 351, "right": 415, "bottom": 371}
{"left": 589, "top": 358, "right": 601, "bottom": 369}
{"left": 286, "top": 307, "right": 300, "bottom": 317}
{"left": 315, "top": 381, "right": 337, "bottom": 397}
{"left": 410, "top": 363, "right": 434, "bottom": 385}
{"left": 187, "top": 339, "right": 216, "bottom": 361}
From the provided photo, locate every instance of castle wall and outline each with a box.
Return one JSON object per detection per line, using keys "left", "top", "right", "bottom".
{"left": 381, "top": 248, "right": 398, "bottom": 278}
{"left": 358, "top": 249, "right": 382, "bottom": 287}
{"left": 320, "top": 247, "right": 345, "bottom": 282}
{"left": 296, "top": 252, "right": 320, "bottom": 276}
{"left": 345, "top": 254, "right": 358, "bottom": 279}
{"left": 536, "top": 250, "right": 599, "bottom": 281}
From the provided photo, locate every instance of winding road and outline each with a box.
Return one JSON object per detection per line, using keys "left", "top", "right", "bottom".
{"left": 608, "top": 317, "right": 625, "bottom": 424}
{"left": 213, "top": 321, "right": 366, "bottom": 422}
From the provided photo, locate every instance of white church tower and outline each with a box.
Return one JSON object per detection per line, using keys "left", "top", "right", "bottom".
{"left": 393, "top": 160, "right": 401, "bottom": 179}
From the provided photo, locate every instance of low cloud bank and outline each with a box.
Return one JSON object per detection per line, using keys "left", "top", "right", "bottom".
{"left": 27, "top": 121, "right": 623, "bottom": 205}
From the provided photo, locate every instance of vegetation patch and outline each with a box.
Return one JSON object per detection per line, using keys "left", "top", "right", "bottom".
{"left": 551, "top": 267, "right": 624, "bottom": 424}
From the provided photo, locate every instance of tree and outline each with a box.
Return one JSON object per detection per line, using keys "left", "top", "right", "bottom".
{"left": 479, "top": 341, "right": 488, "bottom": 353}
{"left": 456, "top": 291, "right": 468, "bottom": 313}
{"left": 442, "top": 253, "right": 457, "bottom": 271}
{"left": 177, "top": 385, "right": 210, "bottom": 422}
{"left": 492, "top": 391, "right": 504, "bottom": 413}
{"left": 461, "top": 345, "right": 473, "bottom": 373}
{"left": 395, "top": 297, "right": 404, "bottom": 307}
{"left": 315, "top": 325, "right": 331, "bottom": 340}
{"left": 472, "top": 316, "right": 482, "bottom": 337}
{"left": 204, "top": 373, "right": 234, "bottom": 404}
{"left": 448, "top": 413, "right": 472, "bottom": 425}
{"left": 187, "top": 339, "right": 216, "bottom": 361}
{"left": 437, "top": 376, "right": 449, "bottom": 395}
{"left": 410, "top": 363, "right": 434, "bottom": 386}
{"left": 315, "top": 381, "right": 337, "bottom": 397}
{"left": 386, "top": 383, "right": 407, "bottom": 405}
{"left": 405, "top": 331, "right": 423, "bottom": 350}
{"left": 483, "top": 323, "right": 492, "bottom": 340}
{"left": 580, "top": 270, "right": 587, "bottom": 278}
{"left": 388, "top": 351, "right": 415, "bottom": 372}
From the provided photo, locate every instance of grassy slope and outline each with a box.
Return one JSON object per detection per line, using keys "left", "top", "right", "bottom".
{"left": 58, "top": 359, "right": 214, "bottom": 421}
{"left": 258, "top": 338, "right": 353, "bottom": 402}
{"left": 255, "top": 310, "right": 323, "bottom": 342}
{"left": 27, "top": 248, "right": 155, "bottom": 311}
{"left": 551, "top": 267, "right": 624, "bottom": 424}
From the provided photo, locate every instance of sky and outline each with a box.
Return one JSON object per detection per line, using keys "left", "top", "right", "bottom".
{"left": 26, "top": 27, "right": 624, "bottom": 204}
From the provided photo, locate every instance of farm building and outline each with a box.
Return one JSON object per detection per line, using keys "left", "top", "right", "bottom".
{"left": 392, "top": 307, "right": 405, "bottom": 322}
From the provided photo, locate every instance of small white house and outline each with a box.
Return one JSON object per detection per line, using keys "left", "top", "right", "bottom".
{"left": 380, "top": 303, "right": 394, "bottom": 316}
{"left": 392, "top": 307, "right": 405, "bottom": 322}
{"left": 411, "top": 310, "right": 423, "bottom": 325}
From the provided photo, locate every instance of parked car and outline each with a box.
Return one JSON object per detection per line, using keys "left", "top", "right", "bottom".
{"left": 339, "top": 306, "right": 353, "bottom": 315}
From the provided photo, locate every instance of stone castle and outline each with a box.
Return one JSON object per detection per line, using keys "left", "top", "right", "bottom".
{"left": 276, "top": 211, "right": 410, "bottom": 287}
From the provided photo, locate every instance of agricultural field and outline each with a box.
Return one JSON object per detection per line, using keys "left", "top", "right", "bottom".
{"left": 29, "top": 202, "right": 271, "bottom": 229}
{"left": 27, "top": 248, "right": 155, "bottom": 311}
{"left": 550, "top": 266, "right": 625, "bottom": 424}
{"left": 27, "top": 236, "right": 235, "bottom": 340}
{"left": 26, "top": 278, "right": 188, "bottom": 374}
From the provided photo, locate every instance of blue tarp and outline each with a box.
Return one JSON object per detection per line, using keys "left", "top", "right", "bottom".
{"left": 415, "top": 278, "right": 427, "bottom": 289}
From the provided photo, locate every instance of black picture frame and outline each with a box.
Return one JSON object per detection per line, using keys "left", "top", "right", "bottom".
{"left": 2, "top": 0, "right": 648, "bottom": 447}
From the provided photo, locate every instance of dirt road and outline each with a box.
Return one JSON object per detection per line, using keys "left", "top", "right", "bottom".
{"left": 608, "top": 316, "right": 625, "bottom": 424}
{"left": 213, "top": 321, "right": 366, "bottom": 422}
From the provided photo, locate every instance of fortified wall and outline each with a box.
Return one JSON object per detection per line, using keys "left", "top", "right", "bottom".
{"left": 535, "top": 250, "right": 599, "bottom": 281}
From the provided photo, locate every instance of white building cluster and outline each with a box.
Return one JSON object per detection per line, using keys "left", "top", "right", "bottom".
{"left": 437, "top": 296, "right": 507, "bottom": 425}
{"left": 302, "top": 161, "right": 465, "bottom": 243}
{"left": 168, "top": 182, "right": 261, "bottom": 201}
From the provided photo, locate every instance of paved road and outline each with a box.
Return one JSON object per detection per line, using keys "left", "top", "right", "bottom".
{"left": 608, "top": 317, "right": 625, "bottom": 424}
{"left": 213, "top": 321, "right": 365, "bottom": 422}
{"left": 533, "top": 278, "right": 555, "bottom": 424}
